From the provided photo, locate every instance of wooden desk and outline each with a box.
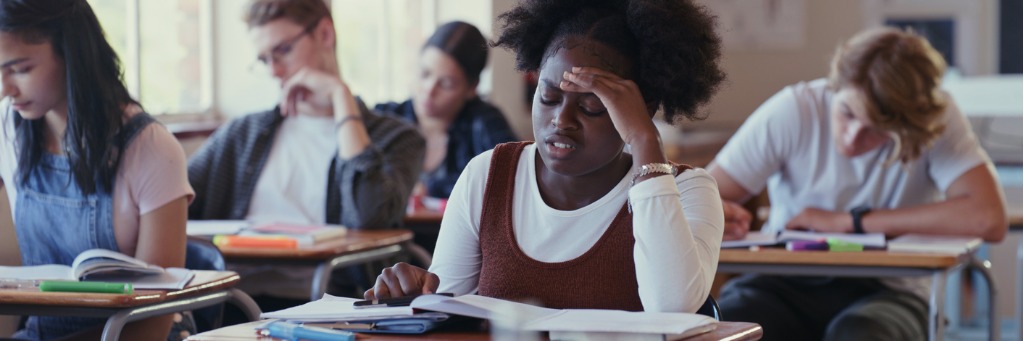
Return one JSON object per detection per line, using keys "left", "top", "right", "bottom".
{"left": 403, "top": 209, "right": 445, "bottom": 262}
{"left": 218, "top": 229, "right": 414, "bottom": 301}
{"left": 718, "top": 249, "right": 996, "bottom": 341}
{"left": 404, "top": 209, "right": 444, "bottom": 226}
{"left": 0, "top": 270, "right": 261, "bottom": 341}
{"left": 187, "top": 320, "right": 763, "bottom": 341}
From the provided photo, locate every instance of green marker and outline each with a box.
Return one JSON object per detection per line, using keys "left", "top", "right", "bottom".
{"left": 826, "top": 238, "right": 864, "bottom": 252}
{"left": 39, "top": 280, "right": 133, "bottom": 294}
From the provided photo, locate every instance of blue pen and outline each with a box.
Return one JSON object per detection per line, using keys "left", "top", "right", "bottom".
{"left": 265, "top": 321, "right": 355, "bottom": 341}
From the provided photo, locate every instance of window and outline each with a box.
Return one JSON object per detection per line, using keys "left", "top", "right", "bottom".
{"left": 332, "top": 0, "right": 435, "bottom": 106}
{"left": 861, "top": 0, "right": 998, "bottom": 75}
{"left": 89, "top": 0, "right": 212, "bottom": 116}
{"left": 331, "top": 0, "right": 492, "bottom": 106}
{"left": 88, "top": 0, "right": 491, "bottom": 119}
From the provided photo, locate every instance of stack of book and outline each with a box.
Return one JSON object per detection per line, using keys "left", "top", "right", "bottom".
{"left": 186, "top": 221, "right": 348, "bottom": 249}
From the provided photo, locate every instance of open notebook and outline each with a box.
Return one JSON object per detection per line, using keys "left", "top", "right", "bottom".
{"left": 262, "top": 294, "right": 717, "bottom": 340}
{"left": 721, "top": 230, "right": 887, "bottom": 249}
{"left": 0, "top": 249, "right": 194, "bottom": 290}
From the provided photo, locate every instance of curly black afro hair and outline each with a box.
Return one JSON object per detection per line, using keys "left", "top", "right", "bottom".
{"left": 493, "top": 0, "right": 726, "bottom": 124}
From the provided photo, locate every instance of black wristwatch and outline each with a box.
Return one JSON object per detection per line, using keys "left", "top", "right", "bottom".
{"left": 850, "top": 206, "right": 872, "bottom": 234}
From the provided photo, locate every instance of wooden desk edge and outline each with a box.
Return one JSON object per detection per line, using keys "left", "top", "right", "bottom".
{"left": 0, "top": 270, "right": 239, "bottom": 308}
{"left": 404, "top": 211, "right": 444, "bottom": 225}
{"left": 718, "top": 249, "right": 963, "bottom": 268}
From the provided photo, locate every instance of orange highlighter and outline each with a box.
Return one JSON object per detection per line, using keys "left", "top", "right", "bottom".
{"left": 213, "top": 235, "right": 297, "bottom": 249}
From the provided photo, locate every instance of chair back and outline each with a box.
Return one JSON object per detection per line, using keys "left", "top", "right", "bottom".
{"left": 185, "top": 237, "right": 226, "bottom": 332}
{"left": 186, "top": 237, "right": 225, "bottom": 271}
{"left": 695, "top": 295, "right": 722, "bottom": 321}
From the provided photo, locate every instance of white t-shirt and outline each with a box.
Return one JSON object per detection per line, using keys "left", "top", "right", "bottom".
{"left": 714, "top": 78, "right": 991, "bottom": 297}
{"left": 0, "top": 110, "right": 194, "bottom": 257}
{"left": 429, "top": 144, "right": 724, "bottom": 313}
{"left": 246, "top": 115, "right": 337, "bottom": 225}
{"left": 237, "top": 114, "right": 338, "bottom": 298}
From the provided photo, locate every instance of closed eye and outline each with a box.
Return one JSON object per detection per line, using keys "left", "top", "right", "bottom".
{"left": 579, "top": 107, "right": 606, "bottom": 116}
{"left": 539, "top": 96, "right": 560, "bottom": 106}
{"left": 579, "top": 96, "right": 606, "bottom": 116}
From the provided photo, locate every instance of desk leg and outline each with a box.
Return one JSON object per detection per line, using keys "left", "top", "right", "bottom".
{"left": 100, "top": 312, "right": 128, "bottom": 341}
{"left": 98, "top": 290, "right": 261, "bottom": 341}
{"left": 930, "top": 269, "right": 948, "bottom": 341}
{"left": 312, "top": 261, "right": 331, "bottom": 301}
{"left": 227, "top": 288, "right": 263, "bottom": 322}
{"left": 404, "top": 241, "right": 433, "bottom": 268}
{"left": 310, "top": 244, "right": 404, "bottom": 301}
{"left": 967, "top": 257, "right": 1000, "bottom": 341}
{"left": 1017, "top": 241, "right": 1022, "bottom": 341}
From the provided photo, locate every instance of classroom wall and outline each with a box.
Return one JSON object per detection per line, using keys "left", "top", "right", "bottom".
{"left": 487, "top": 0, "right": 531, "bottom": 140}
{"left": 689, "top": 0, "right": 1000, "bottom": 129}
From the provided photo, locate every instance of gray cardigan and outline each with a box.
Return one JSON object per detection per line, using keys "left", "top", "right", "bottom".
{"left": 187, "top": 101, "right": 425, "bottom": 229}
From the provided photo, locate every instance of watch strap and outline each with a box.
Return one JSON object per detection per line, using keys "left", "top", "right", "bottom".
{"left": 850, "top": 206, "right": 871, "bottom": 234}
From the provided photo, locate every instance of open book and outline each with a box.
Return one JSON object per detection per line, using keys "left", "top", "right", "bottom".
{"left": 262, "top": 294, "right": 717, "bottom": 340}
{"left": 721, "top": 230, "right": 886, "bottom": 249}
{"left": 0, "top": 249, "right": 194, "bottom": 290}
{"left": 887, "top": 234, "right": 982, "bottom": 254}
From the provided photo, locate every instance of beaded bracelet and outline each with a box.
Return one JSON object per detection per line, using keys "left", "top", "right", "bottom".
{"left": 335, "top": 115, "right": 363, "bottom": 129}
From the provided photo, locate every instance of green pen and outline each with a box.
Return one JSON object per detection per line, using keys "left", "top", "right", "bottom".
{"left": 38, "top": 280, "right": 133, "bottom": 294}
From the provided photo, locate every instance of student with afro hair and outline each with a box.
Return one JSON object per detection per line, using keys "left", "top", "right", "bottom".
{"left": 364, "top": 0, "right": 726, "bottom": 313}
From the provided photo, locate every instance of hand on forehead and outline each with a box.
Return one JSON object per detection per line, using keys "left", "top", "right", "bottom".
{"left": 542, "top": 36, "right": 634, "bottom": 80}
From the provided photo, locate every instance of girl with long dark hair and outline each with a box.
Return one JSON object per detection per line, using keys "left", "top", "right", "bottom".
{"left": 0, "top": 0, "right": 193, "bottom": 339}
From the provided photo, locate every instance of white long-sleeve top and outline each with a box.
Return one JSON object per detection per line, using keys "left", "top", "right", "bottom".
{"left": 429, "top": 144, "right": 724, "bottom": 313}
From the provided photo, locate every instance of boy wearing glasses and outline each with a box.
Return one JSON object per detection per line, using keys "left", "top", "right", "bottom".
{"left": 187, "top": 0, "right": 424, "bottom": 299}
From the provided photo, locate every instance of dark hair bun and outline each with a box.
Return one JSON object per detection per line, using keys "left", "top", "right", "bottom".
{"left": 425, "top": 21, "right": 489, "bottom": 85}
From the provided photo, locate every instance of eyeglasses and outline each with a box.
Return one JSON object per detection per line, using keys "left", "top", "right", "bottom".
{"left": 252, "top": 20, "right": 320, "bottom": 69}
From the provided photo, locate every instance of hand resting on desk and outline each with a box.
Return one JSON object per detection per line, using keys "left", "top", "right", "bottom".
{"left": 785, "top": 207, "right": 852, "bottom": 233}
{"left": 364, "top": 262, "right": 440, "bottom": 300}
{"left": 723, "top": 201, "right": 855, "bottom": 238}
{"left": 722, "top": 199, "right": 752, "bottom": 241}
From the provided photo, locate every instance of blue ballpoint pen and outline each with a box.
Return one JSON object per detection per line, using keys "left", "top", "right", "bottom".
{"left": 265, "top": 321, "right": 355, "bottom": 341}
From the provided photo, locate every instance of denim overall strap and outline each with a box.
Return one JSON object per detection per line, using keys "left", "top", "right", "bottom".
{"left": 13, "top": 113, "right": 154, "bottom": 340}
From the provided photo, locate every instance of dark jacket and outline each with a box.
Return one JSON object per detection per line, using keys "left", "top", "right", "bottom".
{"left": 188, "top": 100, "right": 425, "bottom": 229}
{"left": 375, "top": 98, "right": 516, "bottom": 198}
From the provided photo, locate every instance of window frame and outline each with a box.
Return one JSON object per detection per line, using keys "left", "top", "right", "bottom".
{"left": 114, "top": 0, "right": 217, "bottom": 123}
